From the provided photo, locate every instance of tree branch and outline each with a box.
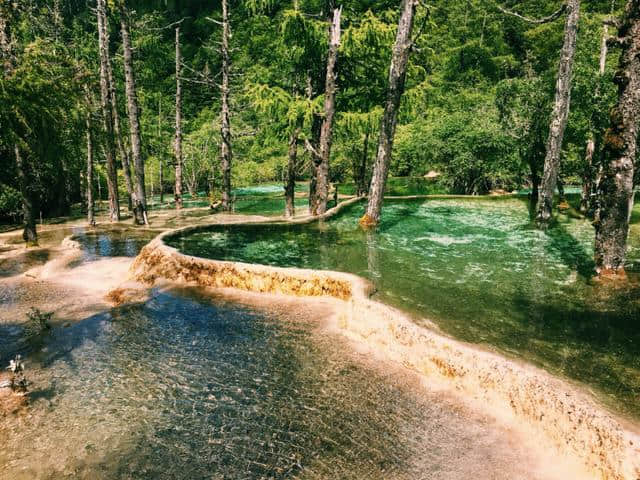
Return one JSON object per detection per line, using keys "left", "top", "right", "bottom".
{"left": 303, "top": 139, "right": 320, "bottom": 158}
{"left": 497, "top": 3, "right": 566, "bottom": 24}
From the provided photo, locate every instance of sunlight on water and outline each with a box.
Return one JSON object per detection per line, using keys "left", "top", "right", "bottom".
{"left": 167, "top": 198, "right": 640, "bottom": 418}
{"left": 0, "top": 290, "right": 550, "bottom": 479}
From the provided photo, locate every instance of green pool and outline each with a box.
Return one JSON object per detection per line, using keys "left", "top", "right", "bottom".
{"left": 166, "top": 197, "right": 640, "bottom": 418}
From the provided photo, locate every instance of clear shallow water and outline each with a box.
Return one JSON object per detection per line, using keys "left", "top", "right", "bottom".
{"left": 0, "top": 290, "right": 550, "bottom": 479}
{"left": 167, "top": 198, "right": 640, "bottom": 418}
{"left": 72, "top": 231, "right": 158, "bottom": 260}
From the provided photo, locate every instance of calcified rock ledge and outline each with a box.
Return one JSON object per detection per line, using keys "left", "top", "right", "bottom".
{"left": 130, "top": 198, "right": 640, "bottom": 480}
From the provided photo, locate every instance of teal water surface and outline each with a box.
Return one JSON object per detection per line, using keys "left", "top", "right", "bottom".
{"left": 166, "top": 198, "right": 640, "bottom": 418}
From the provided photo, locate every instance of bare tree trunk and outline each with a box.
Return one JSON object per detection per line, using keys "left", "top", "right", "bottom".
{"left": 356, "top": 130, "right": 369, "bottom": 197}
{"left": 307, "top": 74, "right": 320, "bottom": 210}
{"left": 581, "top": 21, "right": 610, "bottom": 214}
{"left": 594, "top": 0, "right": 640, "bottom": 278}
{"left": 97, "top": 0, "right": 120, "bottom": 221}
{"left": 580, "top": 137, "right": 595, "bottom": 212}
{"left": 174, "top": 25, "right": 183, "bottom": 209}
{"left": 15, "top": 146, "right": 37, "bottom": 244}
{"left": 107, "top": 55, "right": 133, "bottom": 211}
{"left": 310, "top": 7, "right": 341, "bottom": 216}
{"left": 285, "top": 128, "right": 300, "bottom": 218}
{"left": 220, "top": 0, "right": 233, "bottom": 211}
{"left": 535, "top": 0, "right": 581, "bottom": 228}
{"left": 86, "top": 113, "right": 95, "bottom": 226}
{"left": 360, "top": 0, "right": 417, "bottom": 226}
{"left": 159, "top": 157, "right": 164, "bottom": 203}
{"left": 120, "top": 7, "right": 148, "bottom": 225}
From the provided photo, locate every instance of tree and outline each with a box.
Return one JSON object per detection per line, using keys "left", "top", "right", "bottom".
{"left": 309, "top": 7, "right": 341, "bottom": 216}
{"left": 360, "top": 0, "right": 419, "bottom": 227}
{"left": 594, "top": 0, "right": 640, "bottom": 278}
{"left": 97, "top": 0, "right": 121, "bottom": 222}
{"left": 107, "top": 50, "right": 134, "bottom": 212}
{"left": 119, "top": 3, "right": 148, "bottom": 225}
{"left": 85, "top": 90, "right": 96, "bottom": 226}
{"left": 0, "top": 2, "right": 37, "bottom": 244}
{"left": 220, "top": 0, "right": 233, "bottom": 211}
{"left": 174, "top": 25, "right": 183, "bottom": 209}
{"left": 534, "top": 0, "right": 581, "bottom": 228}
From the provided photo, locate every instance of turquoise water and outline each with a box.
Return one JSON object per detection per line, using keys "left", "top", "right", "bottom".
{"left": 167, "top": 198, "right": 640, "bottom": 418}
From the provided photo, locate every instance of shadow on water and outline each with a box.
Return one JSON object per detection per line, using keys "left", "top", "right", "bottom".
{"left": 544, "top": 225, "right": 596, "bottom": 279}
{"left": 0, "top": 248, "right": 51, "bottom": 278}
{"left": 509, "top": 287, "right": 640, "bottom": 416}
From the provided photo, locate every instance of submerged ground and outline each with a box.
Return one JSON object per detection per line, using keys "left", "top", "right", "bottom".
{"left": 0, "top": 287, "right": 578, "bottom": 479}
{"left": 166, "top": 196, "right": 640, "bottom": 418}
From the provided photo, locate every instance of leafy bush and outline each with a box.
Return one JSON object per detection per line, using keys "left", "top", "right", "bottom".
{"left": 0, "top": 185, "right": 22, "bottom": 222}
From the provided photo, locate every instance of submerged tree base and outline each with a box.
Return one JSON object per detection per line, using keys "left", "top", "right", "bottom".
{"left": 358, "top": 213, "right": 377, "bottom": 228}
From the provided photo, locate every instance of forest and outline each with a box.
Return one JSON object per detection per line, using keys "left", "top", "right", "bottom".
{"left": 0, "top": 0, "right": 638, "bottom": 274}
{"left": 1, "top": 1, "right": 640, "bottom": 478}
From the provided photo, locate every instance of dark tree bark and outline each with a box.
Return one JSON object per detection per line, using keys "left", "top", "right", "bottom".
{"left": 594, "top": 0, "right": 640, "bottom": 277}
{"left": 174, "top": 25, "right": 183, "bottom": 209}
{"left": 14, "top": 146, "right": 37, "bottom": 244}
{"left": 360, "top": 0, "right": 417, "bottom": 226}
{"left": 535, "top": 0, "right": 581, "bottom": 228}
{"left": 86, "top": 112, "right": 95, "bottom": 226}
{"left": 529, "top": 157, "right": 541, "bottom": 201}
{"left": 120, "top": 7, "right": 148, "bottom": 225}
{"left": 97, "top": 0, "right": 120, "bottom": 221}
{"left": 220, "top": 0, "right": 233, "bottom": 211}
{"left": 310, "top": 7, "right": 341, "bottom": 216}
{"left": 285, "top": 127, "right": 300, "bottom": 218}
{"left": 1, "top": 4, "right": 36, "bottom": 243}
{"left": 107, "top": 55, "right": 133, "bottom": 211}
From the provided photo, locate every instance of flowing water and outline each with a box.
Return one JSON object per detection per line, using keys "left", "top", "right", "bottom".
{"left": 0, "top": 289, "right": 561, "bottom": 480}
{"left": 166, "top": 197, "right": 640, "bottom": 418}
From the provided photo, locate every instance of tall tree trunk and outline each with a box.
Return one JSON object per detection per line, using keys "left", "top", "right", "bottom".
{"left": 1, "top": 4, "right": 36, "bottom": 243}
{"left": 581, "top": 21, "right": 610, "bottom": 214}
{"left": 107, "top": 54, "right": 133, "bottom": 211}
{"left": 285, "top": 127, "right": 300, "bottom": 218}
{"left": 535, "top": 0, "right": 581, "bottom": 228}
{"left": 310, "top": 7, "right": 341, "bottom": 216}
{"left": 594, "top": 0, "right": 640, "bottom": 277}
{"left": 356, "top": 130, "right": 369, "bottom": 197}
{"left": 86, "top": 113, "right": 95, "bottom": 226}
{"left": 97, "top": 0, "right": 120, "bottom": 221}
{"left": 15, "top": 146, "right": 37, "bottom": 245}
{"left": 174, "top": 25, "right": 183, "bottom": 209}
{"left": 307, "top": 74, "right": 320, "bottom": 210}
{"left": 120, "top": 7, "right": 148, "bottom": 225}
{"left": 580, "top": 137, "right": 595, "bottom": 212}
{"left": 360, "top": 0, "right": 417, "bottom": 226}
{"left": 220, "top": 0, "right": 233, "bottom": 211}
{"left": 159, "top": 158, "right": 164, "bottom": 203}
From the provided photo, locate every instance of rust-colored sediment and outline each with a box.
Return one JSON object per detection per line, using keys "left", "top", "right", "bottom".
{"left": 127, "top": 201, "right": 640, "bottom": 480}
